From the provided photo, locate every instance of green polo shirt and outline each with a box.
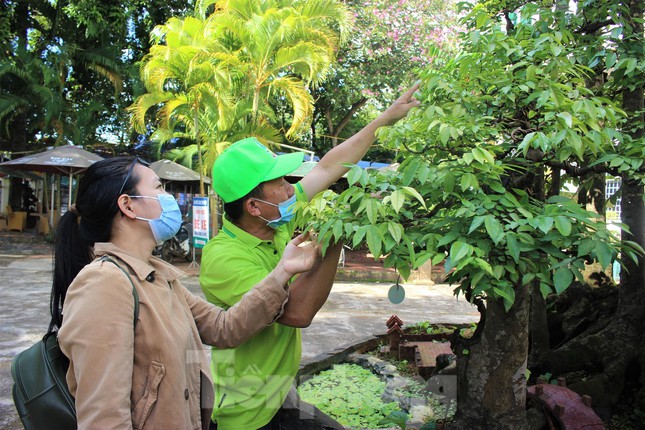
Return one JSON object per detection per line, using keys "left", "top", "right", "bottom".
{"left": 199, "top": 183, "right": 307, "bottom": 429}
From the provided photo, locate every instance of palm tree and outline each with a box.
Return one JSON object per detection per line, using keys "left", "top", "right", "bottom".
{"left": 0, "top": 43, "right": 123, "bottom": 151}
{"left": 130, "top": 0, "right": 352, "bottom": 197}
{"left": 202, "top": 0, "right": 353, "bottom": 141}
{"left": 129, "top": 15, "right": 234, "bottom": 195}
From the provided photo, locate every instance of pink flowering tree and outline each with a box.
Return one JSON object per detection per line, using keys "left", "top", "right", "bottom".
{"left": 310, "top": 0, "right": 462, "bottom": 151}
{"left": 311, "top": 0, "right": 458, "bottom": 153}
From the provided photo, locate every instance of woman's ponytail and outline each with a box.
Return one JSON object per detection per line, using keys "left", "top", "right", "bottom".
{"left": 50, "top": 208, "right": 93, "bottom": 331}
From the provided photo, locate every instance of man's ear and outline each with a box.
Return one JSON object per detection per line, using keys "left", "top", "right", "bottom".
{"left": 117, "top": 195, "right": 137, "bottom": 220}
{"left": 245, "top": 198, "right": 262, "bottom": 217}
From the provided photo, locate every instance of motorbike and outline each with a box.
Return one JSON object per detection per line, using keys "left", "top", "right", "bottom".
{"left": 154, "top": 221, "right": 193, "bottom": 263}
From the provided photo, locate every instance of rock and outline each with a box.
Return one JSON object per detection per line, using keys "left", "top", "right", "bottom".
{"left": 408, "top": 404, "right": 435, "bottom": 427}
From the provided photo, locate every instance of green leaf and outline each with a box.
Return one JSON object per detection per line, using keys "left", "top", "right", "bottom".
{"left": 473, "top": 147, "right": 495, "bottom": 164}
{"left": 438, "top": 231, "right": 460, "bottom": 247}
{"left": 493, "top": 286, "right": 515, "bottom": 311}
{"left": 378, "top": 411, "right": 409, "bottom": 429}
{"left": 522, "top": 273, "right": 535, "bottom": 286}
{"left": 595, "top": 241, "right": 614, "bottom": 269}
{"left": 387, "top": 222, "right": 403, "bottom": 243}
{"left": 352, "top": 226, "right": 367, "bottom": 248}
{"left": 473, "top": 257, "right": 495, "bottom": 276}
{"left": 402, "top": 186, "right": 427, "bottom": 208}
{"left": 485, "top": 216, "right": 505, "bottom": 244}
{"left": 539, "top": 282, "right": 552, "bottom": 298}
{"left": 365, "top": 199, "right": 379, "bottom": 224}
{"left": 546, "top": 195, "right": 571, "bottom": 204}
{"left": 450, "top": 241, "right": 471, "bottom": 263}
{"left": 463, "top": 152, "right": 474, "bottom": 165}
{"left": 444, "top": 172, "right": 456, "bottom": 193}
{"left": 553, "top": 267, "right": 573, "bottom": 294}
{"left": 555, "top": 216, "right": 572, "bottom": 236}
{"left": 415, "top": 252, "right": 432, "bottom": 268}
{"left": 432, "top": 253, "right": 446, "bottom": 265}
{"left": 461, "top": 173, "right": 479, "bottom": 191}
{"left": 506, "top": 234, "right": 520, "bottom": 263}
{"left": 417, "top": 164, "right": 431, "bottom": 184}
{"left": 401, "top": 157, "right": 420, "bottom": 185}
{"left": 557, "top": 112, "right": 573, "bottom": 128}
{"left": 468, "top": 216, "right": 486, "bottom": 234}
{"left": 346, "top": 166, "right": 362, "bottom": 186}
{"left": 366, "top": 226, "right": 382, "bottom": 259}
{"left": 577, "top": 238, "right": 595, "bottom": 257}
{"left": 439, "top": 124, "right": 450, "bottom": 144}
{"left": 389, "top": 189, "right": 405, "bottom": 213}
{"left": 332, "top": 220, "right": 343, "bottom": 240}
{"left": 517, "top": 207, "right": 534, "bottom": 219}
{"left": 537, "top": 217, "right": 554, "bottom": 234}
{"left": 470, "top": 271, "right": 484, "bottom": 288}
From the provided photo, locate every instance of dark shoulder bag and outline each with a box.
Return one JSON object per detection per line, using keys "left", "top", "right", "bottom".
{"left": 11, "top": 256, "right": 139, "bottom": 430}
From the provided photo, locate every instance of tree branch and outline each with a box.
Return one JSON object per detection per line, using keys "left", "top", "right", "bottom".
{"left": 335, "top": 97, "right": 368, "bottom": 136}
{"left": 577, "top": 19, "right": 614, "bottom": 35}
{"left": 546, "top": 159, "right": 619, "bottom": 178}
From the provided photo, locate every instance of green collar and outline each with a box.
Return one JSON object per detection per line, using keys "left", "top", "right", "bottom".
{"left": 221, "top": 216, "right": 267, "bottom": 248}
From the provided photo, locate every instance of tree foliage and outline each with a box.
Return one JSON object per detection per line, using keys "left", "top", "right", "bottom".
{"left": 0, "top": 0, "right": 195, "bottom": 153}
{"left": 306, "top": 1, "right": 643, "bottom": 303}
{"left": 303, "top": 2, "right": 644, "bottom": 423}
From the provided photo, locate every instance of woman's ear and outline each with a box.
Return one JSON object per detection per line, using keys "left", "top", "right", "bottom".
{"left": 117, "top": 195, "right": 137, "bottom": 220}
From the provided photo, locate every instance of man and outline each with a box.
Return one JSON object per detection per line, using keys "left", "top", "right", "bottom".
{"left": 200, "top": 84, "right": 420, "bottom": 429}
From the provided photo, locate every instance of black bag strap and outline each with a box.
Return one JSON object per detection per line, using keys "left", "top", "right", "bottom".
{"left": 99, "top": 255, "right": 139, "bottom": 327}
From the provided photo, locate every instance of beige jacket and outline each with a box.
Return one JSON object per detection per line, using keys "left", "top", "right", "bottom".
{"left": 58, "top": 243, "right": 289, "bottom": 430}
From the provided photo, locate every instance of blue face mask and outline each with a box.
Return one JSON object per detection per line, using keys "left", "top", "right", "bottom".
{"left": 131, "top": 194, "right": 183, "bottom": 243}
{"left": 254, "top": 194, "right": 297, "bottom": 229}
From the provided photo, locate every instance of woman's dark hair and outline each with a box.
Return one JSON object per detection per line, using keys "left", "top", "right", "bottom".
{"left": 49, "top": 156, "right": 144, "bottom": 331}
{"left": 223, "top": 183, "right": 265, "bottom": 222}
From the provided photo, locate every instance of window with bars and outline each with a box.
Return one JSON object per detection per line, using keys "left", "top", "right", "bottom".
{"left": 605, "top": 178, "right": 621, "bottom": 221}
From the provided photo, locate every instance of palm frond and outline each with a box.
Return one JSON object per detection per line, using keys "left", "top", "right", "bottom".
{"left": 74, "top": 48, "right": 124, "bottom": 94}
{"left": 0, "top": 95, "right": 29, "bottom": 135}
{"left": 299, "top": 0, "right": 354, "bottom": 44}
{"left": 269, "top": 76, "right": 313, "bottom": 138}
{"left": 127, "top": 92, "right": 175, "bottom": 132}
{"left": 165, "top": 145, "right": 200, "bottom": 169}
{"left": 274, "top": 42, "right": 333, "bottom": 84}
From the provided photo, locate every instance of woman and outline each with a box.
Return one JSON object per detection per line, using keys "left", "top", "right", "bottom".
{"left": 52, "top": 157, "right": 320, "bottom": 430}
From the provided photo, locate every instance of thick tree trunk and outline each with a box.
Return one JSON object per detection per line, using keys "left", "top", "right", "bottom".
{"left": 531, "top": 183, "right": 643, "bottom": 419}
{"left": 530, "top": 0, "right": 644, "bottom": 421}
{"left": 449, "top": 285, "right": 529, "bottom": 430}
{"left": 528, "top": 281, "right": 550, "bottom": 369}
{"left": 537, "top": 304, "right": 641, "bottom": 419}
{"left": 619, "top": 0, "right": 645, "bottom": 414}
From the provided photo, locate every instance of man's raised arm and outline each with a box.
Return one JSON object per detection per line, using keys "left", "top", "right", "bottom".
{"left": 300, "top": 83, "right": 421, "bottom": 200}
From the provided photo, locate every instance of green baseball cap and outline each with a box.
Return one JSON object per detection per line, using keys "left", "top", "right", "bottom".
{"left": 212, "top": 137, "right": 304, "bottom": 203}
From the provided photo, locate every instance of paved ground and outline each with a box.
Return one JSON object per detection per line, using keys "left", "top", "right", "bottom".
{"left": 0, "top": 233, "right": 478, "bottom": 428}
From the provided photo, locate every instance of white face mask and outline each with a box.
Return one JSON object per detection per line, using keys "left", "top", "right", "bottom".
{"left": 130, "top": 194, "right": 182, "bottom": 243}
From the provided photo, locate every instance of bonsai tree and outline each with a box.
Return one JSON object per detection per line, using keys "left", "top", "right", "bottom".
{"left": 303, "top": 2, "right": 644, "bottom": 428}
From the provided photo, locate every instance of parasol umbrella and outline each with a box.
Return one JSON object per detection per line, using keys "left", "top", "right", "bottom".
{"left": 0, "top": 166, "right": 43, "bottom": 181}
{"left": 0, "top": 145, "right": 103, "bottom": 222}
{"left": 150, "top": 159, "right": 211, "bottom": 184}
